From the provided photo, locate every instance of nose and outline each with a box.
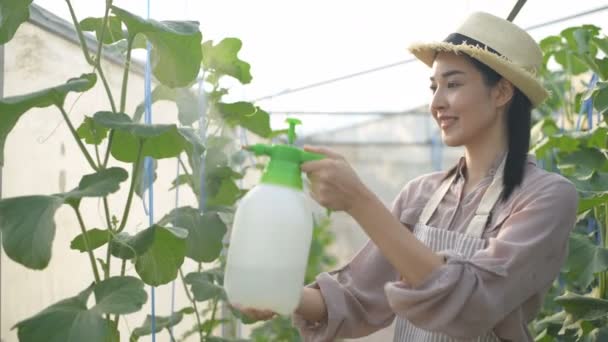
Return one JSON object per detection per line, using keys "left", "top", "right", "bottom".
{"left": 430, "top": 86, "right": 448, "bottom": 114}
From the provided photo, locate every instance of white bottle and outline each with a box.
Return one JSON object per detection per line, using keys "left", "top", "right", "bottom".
{"left": 224, "top": 119, "right": 324, "bottom": 315}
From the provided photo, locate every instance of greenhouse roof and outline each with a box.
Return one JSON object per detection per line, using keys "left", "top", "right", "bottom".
{"left": 34, "top": 0, "right": 608, "bottom": 136}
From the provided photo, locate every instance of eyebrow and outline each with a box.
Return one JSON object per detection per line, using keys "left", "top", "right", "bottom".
{"left": 429, "top": 70, "right": 465, "bottom": 82}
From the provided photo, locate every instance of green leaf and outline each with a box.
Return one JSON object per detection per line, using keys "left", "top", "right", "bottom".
{"left": 563, "top": 233, "right": 608, "bottom": 289}
{"left": 70, "top": 228, "right": 112, "bottom": 253}
{"left": 109, "top": 229, "right": 155, "bottom": 260}
{"left": 557, "top": 147, "right": 608, "bottom": 178}
{"left": 77, "top": 116, "right": 109, "bottom": 145}
{"left": 202, "top": 38, "right": 252, "bottom": 84}
{"left": 582, "top": 327, "right": 608, "bottom": 342}
{"left": 216, "top": 102, "right": 271, "bottom": 137}
{"left": 592, "top": 82, "right": 608, "bottom": 118}
{"left": 135, "top": 226, "right": 187, "bottom": 286}
{"left": 130, "top": 312, "right": 185, "bottom": 341}
{"left": 111, "top": 6, "right": 202, "bottom": 88}
{"left": 80, "top": 16, "right": 124, "bottom": 45}
{"left": 578, "top": 192, "right": 608, "bottom": 213}
{"left": 0, "top": 195, "right": 64, "bottom": 269}
{"left": 581, "top": 127, "right": 608, "bottom": 150}
{"left": 0, "top": 73, "right": 96, "bottom": 165}
{"left": 63, "top": 167, "right": 129, "bottom": 205}
{"left": 554, "top": 50, "right": 589, "bottom": 75}
{"left": 591, "top": 57, "right": 608, "bottom": 81}
{"left": 136, "top": 157, "right": 157, "bottom": 200}
{"left": 0, "top": 0, "right": 33, "bottom": 44}
{"left": 14, "top": 285, "right": 118, "bottom": 342}
{"left": 592, "top": 37, "right": 608, "bottom": 56}
{"left": 179, "top": 127, "right": 206, "bottom": 156}
{"left": 569, "top": 171, "right": 608, "bottom": 193}
{"left": 93, "top": 111, "right": 188, "bottom": 162}
{"left": 184, "top": 272, "right": 224, "bottom": 302}
{"left": 133, "top": 85, "right": 200, "bottom": 125}
{"left": 555, "top": 292, "right": 608, "bottom": 321}
{"left": 92, "top": 276, "right": 147, "bottom": 315}
{"left": 158, "top": 207, "right": 227, "bottom": 262}
{"left": 206, "top": 178, "right": 242, "bottom": 207}
{"left": 532, "top": 135, "right": 580, "bottom": 160}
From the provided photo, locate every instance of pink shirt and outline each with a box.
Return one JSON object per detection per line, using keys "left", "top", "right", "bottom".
{"left": 294, "top": 156, "right": 579, "bottom": 341}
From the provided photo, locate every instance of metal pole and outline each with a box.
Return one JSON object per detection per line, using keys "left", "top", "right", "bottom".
{"left": 507, "top": 0, "right": 527, "bottom": 22}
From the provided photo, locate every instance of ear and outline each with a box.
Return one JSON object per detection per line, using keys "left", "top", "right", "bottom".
{"left": 493, "top": 78, "right": 514, "bottom": 108}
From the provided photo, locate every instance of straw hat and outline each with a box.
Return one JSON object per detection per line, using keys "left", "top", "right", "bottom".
{"left": 409, "top": 12, "right": 549, "bottom": 107}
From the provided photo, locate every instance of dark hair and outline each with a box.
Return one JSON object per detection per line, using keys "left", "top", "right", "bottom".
{"left": 444, "top": 54, "right": 533, "bottom": 202}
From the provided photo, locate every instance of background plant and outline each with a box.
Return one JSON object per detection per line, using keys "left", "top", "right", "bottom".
{"left": 0, "top": 1, "right": 336, "bottom": 341}
{"left": 530, "top": 24, "right": 608, "bottom": 341}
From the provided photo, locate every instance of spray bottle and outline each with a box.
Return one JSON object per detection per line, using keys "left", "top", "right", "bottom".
{"left": 224, "top": 118, "right": 324, "bottom": 315}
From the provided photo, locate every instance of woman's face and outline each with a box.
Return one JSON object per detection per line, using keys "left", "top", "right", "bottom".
{"left": 429, "top": 52, "right": 506, "bottom": 147}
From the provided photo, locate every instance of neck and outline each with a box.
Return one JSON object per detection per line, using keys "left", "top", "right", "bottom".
{"left": 463, "top": 128, "right": 507, "bottom": 186}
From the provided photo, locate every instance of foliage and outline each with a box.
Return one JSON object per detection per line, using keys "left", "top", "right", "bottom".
{"left": 530, "top": 24, "right": 608, "bottom": 340}
{"left": 0, "top": 2, "right": 335, "bottom": 341}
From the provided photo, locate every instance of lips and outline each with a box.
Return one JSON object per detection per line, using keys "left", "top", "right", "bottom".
{"left": 437, "top": 116, "right": 458, "bottom": 129}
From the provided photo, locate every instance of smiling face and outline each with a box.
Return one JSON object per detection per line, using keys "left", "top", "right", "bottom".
{"left": 429, "top": 52, "right": 510, "bottom": 148}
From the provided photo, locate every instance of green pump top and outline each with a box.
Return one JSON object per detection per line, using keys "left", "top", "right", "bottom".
{"left": 244, "top": 118, "right": 324, "bottom": 190}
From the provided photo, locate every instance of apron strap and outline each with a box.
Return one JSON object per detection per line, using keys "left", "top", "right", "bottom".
{"left": 465, "top": 157, "right": 507, "bottom": 238}
{"left": 418, "top": 171, "right": 458, "bottom": 225}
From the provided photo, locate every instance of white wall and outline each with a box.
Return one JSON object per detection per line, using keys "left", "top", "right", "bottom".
{"left": 1, "top": 21, "right": 209, "bottom": 342}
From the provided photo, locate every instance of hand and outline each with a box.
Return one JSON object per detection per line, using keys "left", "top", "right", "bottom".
{"left": 230, "top": 303, "right": 277, "bottom": 321}
{"left": 300, "top": 145, "right": 372, "bottom": 214}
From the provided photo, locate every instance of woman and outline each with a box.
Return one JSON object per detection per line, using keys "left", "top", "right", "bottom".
{"left": 236, "top": 11, "right": 578, "bottom": 341}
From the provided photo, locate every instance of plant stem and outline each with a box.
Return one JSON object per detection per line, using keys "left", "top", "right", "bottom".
{"left": 119, "top": 37, "right": 134, "bottom": 114}
{"left": 93, "top": 2, "right": 118, "bottom": 113}
{"left": 67, "top": 0, "right": 117, "bottom": 113}
{"left": 65, "top": 0, "right": 93, "bottom": 65}
{"left": 179, "top": 268, "right": 204, "bottom": 342}
{"left": 204, "top": 298, "right": 219, "bottom": 340}
{"left": 113, "top": 259, "right": 127, "bottom": 327}
{"left": 103, "top": 197, "right": 113, "bottom": 279}
{"left": 58, "top": 106, "right": 98, "bottom": 171}
{"left": 601, "top": 204, "right": 608, "bottom": 299}
{"left": 94, "top": 144, "right": 102, "bottom": 167}
{"left": 73, "top": 206, "right": 101, "bottom": 283}
{"left": 167, "top": 327, "right": 177, "bottom": 342}
{"left": 103, "top": 131, "right": 114, "bottom": 168}
{"left": 103, "top": 35, "right": 134, "bottom": 168}
{"left": 117, "top": 139, "right": 144, "bottom": 233}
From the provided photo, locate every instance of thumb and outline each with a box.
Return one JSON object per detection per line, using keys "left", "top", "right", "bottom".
{"left": 303, "top": 145, "right": 342, "bottom": 160}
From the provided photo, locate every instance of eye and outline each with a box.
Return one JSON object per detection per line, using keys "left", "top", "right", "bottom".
{"left": 447, "top": 82, "right": 460, "bottom": 88}
{"left": 429, "top": 85, "right": 437, "bottom": 93}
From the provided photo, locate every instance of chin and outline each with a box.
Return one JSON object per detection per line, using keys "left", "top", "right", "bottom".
{"left": 441, "top": 135, "right": 464, "bottom": 147}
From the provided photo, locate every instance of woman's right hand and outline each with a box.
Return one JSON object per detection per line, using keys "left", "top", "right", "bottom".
{"left": 231, "top": 303, "right": 277, "bottom": 321}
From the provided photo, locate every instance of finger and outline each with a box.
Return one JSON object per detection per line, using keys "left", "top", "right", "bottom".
{"left": 303, "top": 145, "right": 343, "bottom": 160}
{"left": 301, "top": 159, "right": 332, "bottom": 173}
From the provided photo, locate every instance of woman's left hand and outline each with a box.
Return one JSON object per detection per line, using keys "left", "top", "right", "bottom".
{"left": 300, "top": 145, "right": 372, "bottom": 214}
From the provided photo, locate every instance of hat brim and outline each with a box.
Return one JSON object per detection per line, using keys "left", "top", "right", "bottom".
{"left": 409, "top": 42, "right": 549, "bottom": 107}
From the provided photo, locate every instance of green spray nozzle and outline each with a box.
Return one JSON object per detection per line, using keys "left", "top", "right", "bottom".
{"left": 243, "top": 119, "right": 333, "bottom": 216}
{"left": 242, "top": 118, "right": 324, "bottom": 190}
{"left": 285, "top": 118, "right": 301, "bottom": 144}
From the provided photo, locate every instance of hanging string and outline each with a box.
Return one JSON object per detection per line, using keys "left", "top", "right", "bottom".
{"left": 142, "top": 0, "right": 157, "bottom": 341}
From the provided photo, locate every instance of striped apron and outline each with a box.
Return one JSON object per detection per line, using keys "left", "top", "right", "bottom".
{"left": 393, "top": 159, "right": 505, "bottom": 342}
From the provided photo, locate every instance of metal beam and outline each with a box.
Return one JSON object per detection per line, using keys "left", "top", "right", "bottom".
{"left": 251, "top": 5, "right": 608, "bottom": 103}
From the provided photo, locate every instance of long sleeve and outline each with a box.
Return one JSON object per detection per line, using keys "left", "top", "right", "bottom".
{"left": 383, "top": 176, "right": 578, "bottom": 340}
{"left": 292, "top": 189, "right": 409, "bottom": 341}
